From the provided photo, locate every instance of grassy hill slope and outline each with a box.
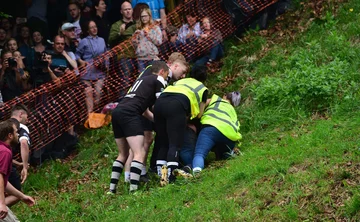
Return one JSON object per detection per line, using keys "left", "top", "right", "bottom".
{"left": 14, "top": 0, "right": 360, "bottom": 221}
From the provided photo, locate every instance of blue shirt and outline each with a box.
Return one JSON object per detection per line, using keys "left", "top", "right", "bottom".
{"left": 75, "top": 35, "right": 107, "bottom": 80}
{"left": 131, "top": 0, "right": 165, "bottom": 20}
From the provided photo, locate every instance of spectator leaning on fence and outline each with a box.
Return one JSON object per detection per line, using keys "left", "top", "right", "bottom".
{"left": 76, "top": 20, "right": 107, "bottom": 113}
{"left": 6, "top": 104, "right": 31, "bottom": 207}
{"left": 132, "top": 8, "right": 162, "bottom": 72}
{"left": 0, "top": 119, "right": 35, "bottom": 222}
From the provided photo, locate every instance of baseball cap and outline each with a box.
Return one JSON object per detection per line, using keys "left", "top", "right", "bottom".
{"left": 61, "top": 23, "right": 76, "bottom": 31}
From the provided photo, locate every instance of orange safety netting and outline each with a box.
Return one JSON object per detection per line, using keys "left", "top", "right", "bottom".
{"left": 2, "top": 0, "right": 277, "bottom": 157}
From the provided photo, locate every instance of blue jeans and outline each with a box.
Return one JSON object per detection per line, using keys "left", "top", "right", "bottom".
{"left": 194, "top": 43, "right": 224, "bottom": 67}
{"left": 180, "top": 127, "right": 197, "bottom": 167}
{"left": 192, "top": 126, "right": 235, "bottom": 170}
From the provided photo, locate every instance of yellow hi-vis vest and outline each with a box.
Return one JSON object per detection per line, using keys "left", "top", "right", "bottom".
{"left": 163, "top": 78, "right": 207, "bottom": 119}
{"left": 201, "top": 94, "right": 242, "bottom": 141}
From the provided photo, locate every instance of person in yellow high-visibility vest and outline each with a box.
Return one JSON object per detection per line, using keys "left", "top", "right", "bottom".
{"left": 192, "top": 91, "right": 242, "bottom": 175}
{"left": 153, "top": 68, "right": 208, "bottom": 185}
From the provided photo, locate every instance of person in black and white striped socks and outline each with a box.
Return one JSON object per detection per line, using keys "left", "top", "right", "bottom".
{"left": 108, "top": 61, "right": 170, "bottom": 194}
{"left": 108, "top": 160, "right": 124, "bottom": 194}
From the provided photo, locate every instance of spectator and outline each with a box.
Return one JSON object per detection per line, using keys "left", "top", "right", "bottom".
{"left": 32, "top": 51, "right": 59, "bottom": 89}
{"left": 5, "top": 38, "right": 18, "bottom": 53}
{"left": 177, "top": 12, "right": 201, "bottom": 61}
{"left": 18, "top": 25, "right": 36, "bottom": 70}
{"left": 50, "top": 35, "right": 77, "bottom": 77}
{"left": 132, "top": 8, "right": 162, "bottom": 72}
{"left": 68, "top": 1, "right": 88, "bottom": 40}
{"left": 192, "top": 92, "right": 242, "bottom": 175}
{"left": 92, "top": 0, "right": 110, "bottom": 47}
{"left": 195, "top": 17, "right": 224, "bottom": 73}
{"left": 0, "top": 50, "right": 27, "bottom": 102}
{"left": 76, "top": 0, "right": 93, "bottom": 19}
{"left": 6, "top": 104, "right": 31, "bottom": 207}
{"left": 12, "top": 51, "right": 32, "bottom": 91}
{"left": 0, "top": 120, "right": 35, "bottom": 222}
{"left": 108, "top": 1, "right": 136, "bottom": 48}
{"left": 131, "top": 0, "right": 168, "bottom": 40}
{"left": 177, "top": 12, "right": 201, "bottom": 44}
{"left": 76, "top": 20, "right": 107, "bottom": 113}
{"left": 1, "top": 18, "right": 14, "bottom": 40}
{"left": 60, "top": 23, "right": 78, "bottom": 53}
{"left": 32, "top": 31, "right": 47, "bottom": 54}
{"left": 0, "top": 28, "right": 7, "bottom": 54}
{"left": 26, "top": 0, "right": 49, "bottom": 39}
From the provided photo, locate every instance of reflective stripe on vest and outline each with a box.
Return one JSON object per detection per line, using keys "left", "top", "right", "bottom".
{"left": 174, "top": 82, "right": 205, "bottom": 104}
{"left": 164, "top": 78, "right": 207, "bottom": 119}
{"left": 204, "top": 96, "right": 239, "bottom": 132}
{"left": 201, "top": 94, "right": 241, "bottom": 141}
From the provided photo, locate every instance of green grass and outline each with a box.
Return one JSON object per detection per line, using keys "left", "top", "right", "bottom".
{"left": 11, "top": 0, "right": 360, "bottom": 221}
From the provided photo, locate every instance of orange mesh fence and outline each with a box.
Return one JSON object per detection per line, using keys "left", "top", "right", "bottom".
{"left": 2, "top": 0, "right": 277, "bottom": 158}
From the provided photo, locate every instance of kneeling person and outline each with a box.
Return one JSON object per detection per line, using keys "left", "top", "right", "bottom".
{"left": 108, "top": 61, "right": 169, "bottom": 193}
{"left": 192, "top": 92, "right": 242, "bottom": 175}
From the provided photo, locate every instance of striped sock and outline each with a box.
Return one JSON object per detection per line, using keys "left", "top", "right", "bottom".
{"left": 167, "top": 161, "right": 179, "bottom": 182}
{"left": 130, "top": 161, "right": 143, "bottom": 192}
{"left": 156, "top": 160, "right": 167, "bottom": 176}
{"left": 109, "top": 160, "right": 124, "bottom": 193}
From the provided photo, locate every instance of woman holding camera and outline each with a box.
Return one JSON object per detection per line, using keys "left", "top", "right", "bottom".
{"left": 0, "top": 50, "right": 29, "bottom": 102}
{"left": 75, "top": 20, "right": 107, "bottom": 113}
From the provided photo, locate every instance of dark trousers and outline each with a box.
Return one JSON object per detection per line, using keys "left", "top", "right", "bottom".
{"left": 154, "top": 97, "right": 188, "bottom": 163}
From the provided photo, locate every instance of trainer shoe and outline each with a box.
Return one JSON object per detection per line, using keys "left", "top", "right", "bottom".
{"left": 106, "top": 190, "right": 115, "bottom": 195}
{"left": 140, "top": 173, "right": 150, "bottom": 183}
{"left": 173, "top": 169, "right": 193, "bottom": 179}
{"left": 160, "top": 165, "right": 169, "bottom": 187}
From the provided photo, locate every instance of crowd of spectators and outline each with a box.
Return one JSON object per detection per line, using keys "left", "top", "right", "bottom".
{"left": 0, "top": 0, "right": 224, "bottom": 109}
{"left": 0, "top": 0, "right": 233, "bottom": 203}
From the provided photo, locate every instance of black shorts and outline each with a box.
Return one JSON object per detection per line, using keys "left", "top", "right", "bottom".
{"left": 112, "top": 108, "right": 144, "bottom": 138}
{"left": 141, "top": 115, "right": 154, "bottom": 131}
{"left": 8, "top": 166, "right": 21, "bottom": 191}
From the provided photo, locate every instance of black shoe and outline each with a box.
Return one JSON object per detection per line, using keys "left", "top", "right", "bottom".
{"left": 182, "top": 165, "right": 192, "bottom": 174}
{"left": 140, "top": 173, "right": 150, "bottom": 183}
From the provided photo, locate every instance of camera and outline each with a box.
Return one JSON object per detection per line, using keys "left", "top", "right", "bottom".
{"left": 7, "top": 58, "right": 17, "bottom": 68}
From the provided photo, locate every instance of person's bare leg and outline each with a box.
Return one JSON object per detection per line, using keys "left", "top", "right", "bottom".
{"left": 126, "top": 135, "right": 146, "bottom": 191}
{"left": 83, "top": 80, "right": 94, "bottom": 113}
{"left": 124, "top": 149, "right": 134, "bottom": 182}
{"left": 94, "top": 79, "right": 104, "bottom": 108}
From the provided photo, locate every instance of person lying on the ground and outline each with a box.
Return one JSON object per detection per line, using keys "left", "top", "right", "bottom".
{"left": 192, "top": 91, "right": 242, "bottom": 175}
